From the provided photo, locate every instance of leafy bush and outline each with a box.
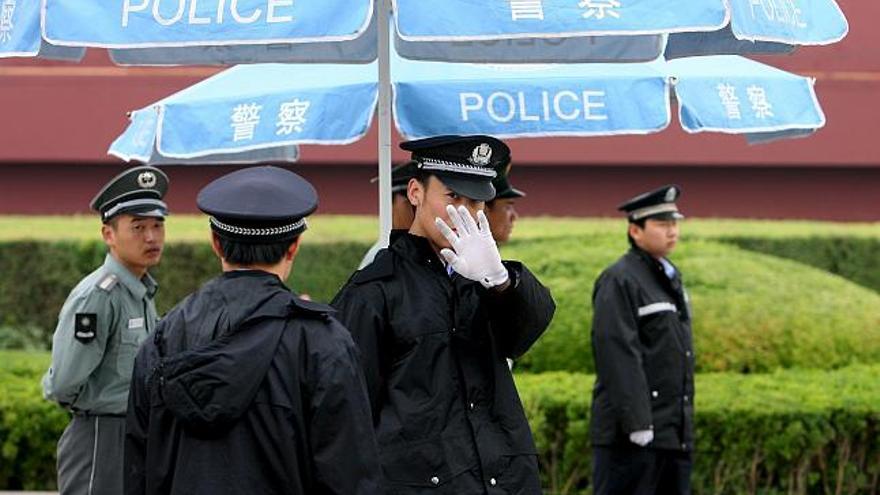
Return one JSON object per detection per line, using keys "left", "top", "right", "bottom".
{"left": 505, "top": 236, "right": 880, "bottom": 374}
{"left": 3, "top": 232, "right": 880, "bottom": 374}
{"left": 4, "top": 352, "right": 878, "bottom": 494}
{"left": 515, "top": 366, "right": 880, "bottom": 495}
{"left": 0, "top": 241, "right": 370, "bottom": 350}
{"left": 0, "top": 352, "right": 68, "bottom": 490}
{"left": 721, "top": 236, "right": 880, "bottom": 293}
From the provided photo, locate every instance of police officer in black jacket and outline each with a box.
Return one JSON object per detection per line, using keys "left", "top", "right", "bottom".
{"left": 590, "top": 185, "right": 695, "bottom": 495}
{"left": 124, "top": 166, "right": 381, "bottom": 495}
{"left": 332, "top": 135, "right": 556, "bottom": 494}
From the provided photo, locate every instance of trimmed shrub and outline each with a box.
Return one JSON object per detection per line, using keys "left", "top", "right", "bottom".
{"left": 515, "top": 366, "right": 880, "bottom": 495}
{"left": 504, "top": 236, "right": 880, "bottom": 374}
{"left": 0, "top": 241, "right": 369, "bottom": 350}
{"left": 721, "top": 236, "right": 880, "bottom": 293}
{"left": 4, "top": 352, "right": 878, "bottom": 494}
{"left": 0, "top": 352, "right": 69, "bottom": 490}
{"left": 3, "top": 234, "right": 880, "bottom": 374}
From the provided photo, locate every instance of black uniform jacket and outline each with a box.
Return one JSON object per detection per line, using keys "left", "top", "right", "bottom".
{"left": 332, "top": 233, "right": 556, "bottom": 494}
{"left": 124, "top": 271, "right": 381, "bottom": 495}
{"left": 590, "top": 247, "right": 695, "bottom": 451}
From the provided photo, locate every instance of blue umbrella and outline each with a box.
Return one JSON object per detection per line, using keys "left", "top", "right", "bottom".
{"left": 19, "top": 0, "right": 375, "bottom": 64}
{"left": 394, "top": 0, "right": 728, "bottom": 39}
{"left": 668, "top": 55, "right": 825, "bottom": 139}
{"left": 0, "top": 0, "right": 82, "bottom": 60}
{"left": 393, "top": 0, "right": 726, "bottom": 63}
{"left": 44, "top": 0, "right": 373, "bottom": 48}
{"left": 392, "top": 52, "right": 825, "bottom": 141}
{"left": 109, "top": 62, "right": 378, "bottom": 164}
{"left": 109, "top": 52, "right": 826, "bottom": 163}
{"left": 392, "top": 53, "right": 671, "bottom": 138}
{"left": 666, "top": 0, "right": 848, "bottom": 57}
{"left": 108, "top": 12, "right": 377, "bottom": 65}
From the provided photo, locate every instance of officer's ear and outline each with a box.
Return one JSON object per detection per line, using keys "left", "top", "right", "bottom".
{"left": 101, "top": 220, "right": 117, "bottom": 248}
{"left": 628, "top": 222, "right": 644, "bottom": 241}
{"left": 407, "top": 177, "right": 425, "bottom": 208}
{"left": 286, "top": 237, "right": 301, "bottom": 261}
{"left": 210, "top": 233, "right": 224, "bottom": 261}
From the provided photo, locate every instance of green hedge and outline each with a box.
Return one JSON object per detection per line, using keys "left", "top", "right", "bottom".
{"left": 3, "top": 352, "right": 878, "bottom": 494}
{"left": 515, "top": 366, "right": 880, "bottom": 495}
{"left": 2, "top": 233, "right": 880, "bottom": 374}
{"left": 0, "top": 240, "right": 369, "bottom": 349}
{"left": 720, "top": 236, "right": 880, "bottom": 293}
{"left": 504, "top": 236, "right": 880, "bottom": 374}
{"left": 0, "top": 352, "right": 69, "bottom": 490}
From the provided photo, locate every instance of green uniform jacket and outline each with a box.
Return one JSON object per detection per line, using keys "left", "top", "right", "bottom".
{"left": 42, "top": 254, "right": 158, "bottom": 415}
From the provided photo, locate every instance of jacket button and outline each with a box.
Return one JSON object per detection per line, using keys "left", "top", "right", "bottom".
{"left": 651, "top": 390, "right": 659, "bottom": 398}
{"left": 683, "top": 395, "right": 689, "bottom": 403}
{"left": 451, "top": 327, "right": 456, "bottom": 333}
{"left": 490, "top": 478, "right": 497, "bottom": 486}
{"left": 686, "top": 350, "right": 692, "bottom": 357}
{"left": 681, "top": 443, "right": 688, "bottom": 451}
{"left": 469, "top": 402, "right": 475, "bottom": 410}
{"left": 431, "top": 476, "right": 440, "bottom": 485}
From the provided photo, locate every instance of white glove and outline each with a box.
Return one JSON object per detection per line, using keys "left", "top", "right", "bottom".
{"left": 629, "top": 429, "right": 654, "bottom": 447}
{"left": 435, "top": 205, "right": 509, "bottom": 289}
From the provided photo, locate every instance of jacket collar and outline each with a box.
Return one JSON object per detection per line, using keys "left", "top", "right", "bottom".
{"left": 103, "top": 254, "right": 158, "bottom": 300}
{"left": 393, "top": 233, "right": 448, "bottom": 275}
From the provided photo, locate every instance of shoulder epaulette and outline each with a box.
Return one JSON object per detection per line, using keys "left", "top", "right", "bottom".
{"left": 351, "top": 249, "right": 395, "bottom": 284}
{"left": 96, "top": 273, "right": 119, "bottom": 292}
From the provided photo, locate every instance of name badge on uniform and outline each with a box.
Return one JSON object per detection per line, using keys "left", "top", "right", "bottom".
{"left": 74, "top": 313, "right": 97, "bottom": 344}
{"left": 128, "top": 317, "right": 145, "bottom": 329}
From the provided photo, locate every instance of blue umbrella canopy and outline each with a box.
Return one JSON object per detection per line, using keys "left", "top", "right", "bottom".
{"left": 21, "top": 0, "right": 376, "bottom": 64}
{"left": 109, "top": 51, "right": 826, "bottom": 165}
{"left": 44, "top": 0, "right": 373, "bottom": 48}
{"left": 392, "top": 52, "right": 825, "bottom": 141}
{"left": 393, "top": 0, "right": 729, "bottom": 39}
{"left": 110, "top": 62, "right": 378, "bottom": 164}
{"left": 668, "top": 55, "right": 825, "bottom": 138}
{"left": 392, "top": 53, "right": 671, "bottom": 138}
{"left": 667, "top": 0, "right": 848, "bottom": 57}
{"left": 0, "top": 0, "right": 83, "bottom": 60}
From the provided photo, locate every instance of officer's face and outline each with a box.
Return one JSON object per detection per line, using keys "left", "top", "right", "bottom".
{"left": 408, "top": 176, "right": 484, "bottom": 250}
{"left": 630, "top": 218, "right": 679, "bottom": 258}
{"left": 485, "top": 198, "right": 519, "bottom": 244}
{"left": 102, "top": 215, "right": 165, "bottom": 275}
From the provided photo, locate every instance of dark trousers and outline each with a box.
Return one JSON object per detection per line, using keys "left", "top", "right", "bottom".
{"left": 57, "top": 415, "right": 125, "bottom": 495}
{"left": 593, "top": 445, "right": 692, "bottom": 495}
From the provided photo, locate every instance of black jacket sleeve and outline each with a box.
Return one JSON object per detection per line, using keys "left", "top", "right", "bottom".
{"left": 124, "top": 344, "right": 152, "bottom": 495}
{"left": 591, "top": 272, "right": 652, "bottom": 433}
{"left": 330, "top": 283, "right": 388, "bottom": 422}
{"left": 306, "top": 323, "right": 382, "bottom": 495}
{"left": 486, "top": 261, "right": 556, "bottom": 359}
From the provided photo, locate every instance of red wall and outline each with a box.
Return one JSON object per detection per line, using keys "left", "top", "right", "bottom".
{"left": 1, "top": 163, "right": 878, "bottom": 221}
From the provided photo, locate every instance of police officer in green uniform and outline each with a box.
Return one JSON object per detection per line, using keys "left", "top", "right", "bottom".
{"left": 42, "top": 165, "right": 169, "bottom": 495}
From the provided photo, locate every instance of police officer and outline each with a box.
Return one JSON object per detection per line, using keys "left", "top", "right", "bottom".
{"left": 42, "top": 165, "right": 169, "bottom": 495}
{"left": 359, "top": 160, "right": 418, "bottom": 268}
{"left": 332, "top": 135, "right": 556, "bottom": 494}
{"left": 124, "top": 166, "right": 381, "bottom": 495}
{"left": 485, "top": 164, "right": 525, "bottom": 245}
{"left": 590, "top": 185, "right": 695, "bottom": 495}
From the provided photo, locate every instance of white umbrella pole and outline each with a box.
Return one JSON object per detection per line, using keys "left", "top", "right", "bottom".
{"left": 377, "top": 0, "right": 393, "bottom": 247}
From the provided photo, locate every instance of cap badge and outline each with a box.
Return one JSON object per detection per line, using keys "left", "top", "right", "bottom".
{"left": 138, "top": 171, "right": 157, "bottom": 189}
{"left": 470, "top": 143, "right": 493, "bottom": 167}
{"left": 665, "top": 187, "right": 676, "bottom": 202}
